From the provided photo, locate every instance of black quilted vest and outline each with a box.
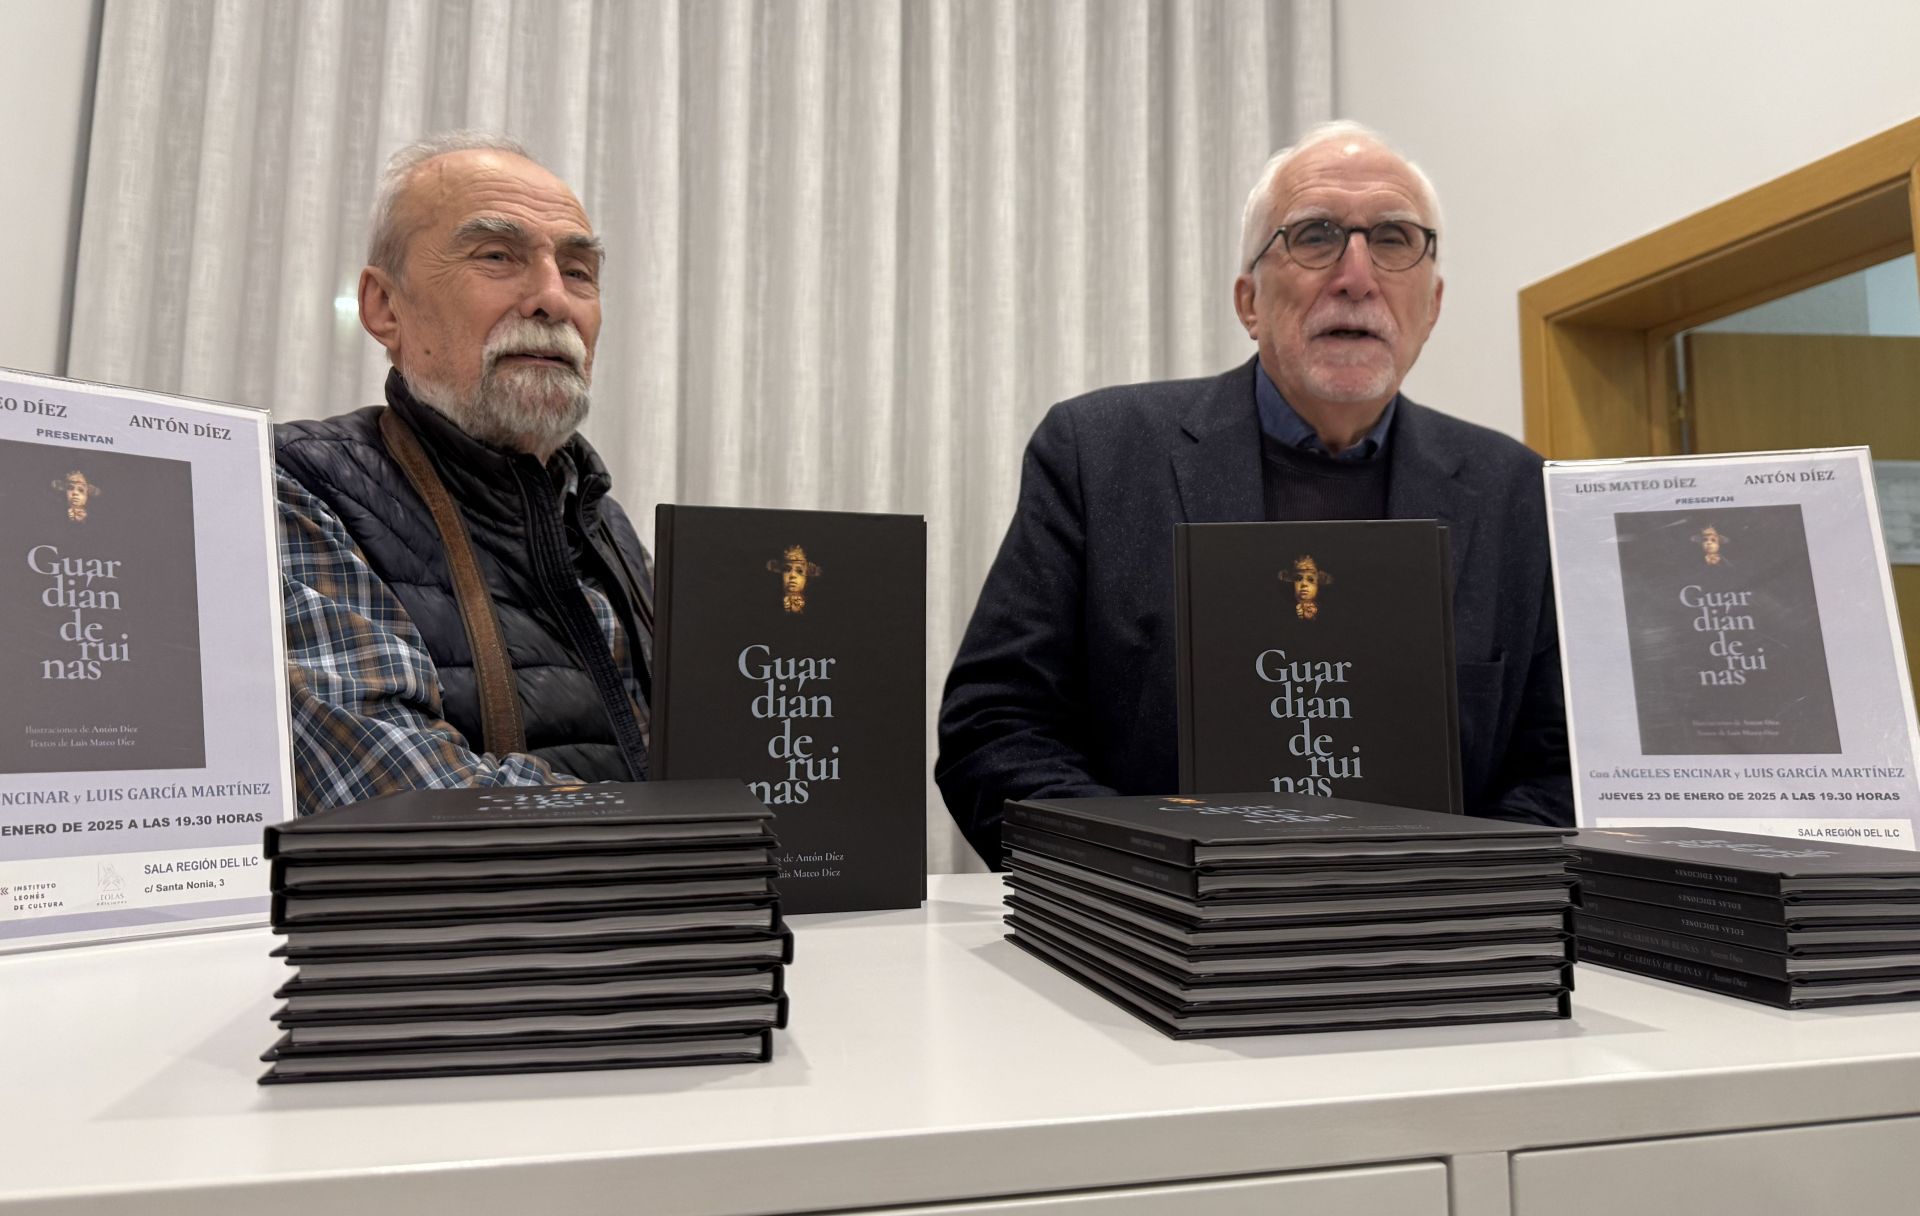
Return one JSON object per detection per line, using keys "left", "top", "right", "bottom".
{"left": 276, "top": 371, "right": 651, "bottom": 781}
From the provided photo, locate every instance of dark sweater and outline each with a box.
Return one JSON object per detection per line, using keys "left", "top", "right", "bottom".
{"left": 1260, "top": 430, "right": 1391, "bottom": 521}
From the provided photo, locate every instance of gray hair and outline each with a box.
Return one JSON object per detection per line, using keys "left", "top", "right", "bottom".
{"left": 1237, "top": 120, "right": 1444, "bottom": 272}
{"left": 367, "top": 130, "right": 534, "bottom": 279}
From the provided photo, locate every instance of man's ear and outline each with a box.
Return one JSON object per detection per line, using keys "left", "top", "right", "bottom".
{"left": 1232, "top": 274, "right": 1259, "bottom": 339}
{"left": 359, "top": 267, "right": 403, "bottom": 359}
{"left": 1428, "top": 274, "right": 1445, "bottom": 331}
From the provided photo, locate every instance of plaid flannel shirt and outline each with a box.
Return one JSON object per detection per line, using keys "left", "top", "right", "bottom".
{"left": 278, "top": 468, "right": 650, "bottom": 815}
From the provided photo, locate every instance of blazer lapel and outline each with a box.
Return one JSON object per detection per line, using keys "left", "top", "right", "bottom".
{"left": 1387, "top": 399, "right": 1479, "bottom": 592}
{"left": 1171, "top": 360, "right": 1265, "bottom": 523}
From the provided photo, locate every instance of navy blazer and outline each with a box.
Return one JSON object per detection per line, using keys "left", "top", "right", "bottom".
{"left": 936, "top": 359, "right": 1573, "bottom": 866}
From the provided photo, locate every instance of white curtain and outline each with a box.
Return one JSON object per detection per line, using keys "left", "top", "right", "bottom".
{"left": 69, "top": 0, "right": 1332, "bottom": 873}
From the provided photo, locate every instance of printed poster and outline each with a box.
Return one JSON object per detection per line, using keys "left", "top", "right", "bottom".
{"left": 1546, "top": 448, "right": 1920, "bottom": 848}
{"left": 0, "top": 367, "right": 293, "bottom": 951}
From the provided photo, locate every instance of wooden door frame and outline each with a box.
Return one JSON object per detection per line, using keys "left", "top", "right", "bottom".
{"left": 1520, "top": 117, "right": 1920, "bottom": 458}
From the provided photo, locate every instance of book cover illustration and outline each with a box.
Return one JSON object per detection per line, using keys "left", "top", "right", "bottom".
{"left": 652, "top": 506, "right": 926, "bottom": 914}
{"left": 1613, "top": 505, "right": 1840, "bottom": 755}
{"left": 0, "top": 439, "right": 204, "bottom": 773}
{"left": 1176, "top": 521, "right": 1460, "bottom": 813}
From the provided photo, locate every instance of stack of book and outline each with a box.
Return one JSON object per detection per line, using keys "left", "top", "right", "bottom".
{"left": 1571, "top": 825, "right": 1920, "bottom": 1008}
{"left": 1001, "top": 792, "right": 1578, "bottom": 1037}
{"left": 257, "top": 780, "right": 790, "bottom": 1083}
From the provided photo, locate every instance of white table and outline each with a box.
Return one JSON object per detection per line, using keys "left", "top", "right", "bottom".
{"left": 6, "top": 874, "right": 1920, "bottom": 1215}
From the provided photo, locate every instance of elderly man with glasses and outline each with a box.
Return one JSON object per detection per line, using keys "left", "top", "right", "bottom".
{"left": 936, "top": 121, "right": 1572, "bottom": 867}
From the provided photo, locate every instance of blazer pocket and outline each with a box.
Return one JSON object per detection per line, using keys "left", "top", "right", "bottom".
{"left": 1455, "top": 656, "right": 1508, "bottom": 787}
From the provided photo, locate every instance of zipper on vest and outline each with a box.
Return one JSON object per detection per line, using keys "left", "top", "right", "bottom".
{"left": 513, "top": 460, "right": 651, "bottom": 779}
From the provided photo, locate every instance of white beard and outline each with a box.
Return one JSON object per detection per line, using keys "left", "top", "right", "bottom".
{"left": 406, "top": 319, "right": 592, "bottom": 457}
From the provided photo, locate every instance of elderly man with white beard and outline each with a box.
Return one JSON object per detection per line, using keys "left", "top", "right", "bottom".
{"left": 276, "top": 132, "right": 652, "bottom": 814}
{"left": 936, "top": 121, "right": 1574, "bottom": 868}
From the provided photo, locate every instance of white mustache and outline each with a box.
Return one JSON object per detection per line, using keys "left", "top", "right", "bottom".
{"left": 1309, "top": 310, "right": 1396, "bottom": 340}
{"left": 484, "top": 318, "right": 587, "bottom": 376}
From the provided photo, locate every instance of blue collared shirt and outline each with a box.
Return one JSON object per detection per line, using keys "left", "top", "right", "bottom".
{"left": 1254, "top": 362, "right": 1397, "bottom": 462}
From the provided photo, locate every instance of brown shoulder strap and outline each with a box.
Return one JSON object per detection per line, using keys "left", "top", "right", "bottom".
{"left": 378, "top": 407, "right": 527, "bottom": 758}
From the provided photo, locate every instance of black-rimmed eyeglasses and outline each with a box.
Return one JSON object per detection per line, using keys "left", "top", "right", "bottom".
{"left": 1247, "top": 219, "right": 1438, "bottom": 273}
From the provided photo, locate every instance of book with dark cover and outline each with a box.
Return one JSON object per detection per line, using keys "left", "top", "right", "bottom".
{"left": 1009, "top": 929, "right": 1570, "bottom": 1038}
{"left": 1004, "top": 791, "right": 1570, "bottom": 868}
{"left": 1612, "top": 505, "right": 1840, "bottom": 755}
{"left": 1006, "top": 876, "right": 1567, "bottom": 952}
{"left": 275, "top": 933, "right": 795, "bottom": 989}
{"left": 1006, "top": 849, "right": 1574, "bottom": 925}
{"left": 272, "top": 846, "right": 776, "bottom": 893}
{"left": 1014, "top": 889, "right": 1566, "bottom": 971}
{"left": 259, "top": 1028, "right": 774, "bottom": 1084}
{"left": 1574, "top": 938, "right": 1920, "bottom": 1009}
{"left": 265, "top": 780, "right": 774, "bottom": 860}
{"left": 1571, "top": 912, "right": 1920, "bottom": 981}
{"left": 651, "top": 505, "right": 926, "bottom": 914}
{"left": 264, "top": 995, "right": 789, "bottom": 1056}
{"left": 0, "top": 439, "right": 206, "bottom": 773}
{"left": 273, "top": 907, "right": 786, "bottom": 960}
{"left": 1175, "top": 520, "right": 1460, "bottom": 811}
{"left": 1005, "top": 823, "right": 1572, "bottom": 901}
{"left": 1010, "top": 913, "right": 1574, "bottom": 1009}
{"left": 1006, "top": 851, "right": 1572, "bottom": 925}
{"left": 271, "top": 874, "right": 777, "bottom": 927}
{"left": 273, "top": 966, "right": 785, "bottom": 1024}
{"left": 277, "top": 959, "right": 783, "bottom": 1002}
{"left": 1570, "top": 826, "right": 1920, "bottom": 898}
{"left": 1008, "top": 896, "right": 1570, "bottom": 978}
{"left": 1574, "top": 890, "right": 1920, "bottom": 956}
{"left": 1574, "top": 871, "right": 1920, "bottom": 928}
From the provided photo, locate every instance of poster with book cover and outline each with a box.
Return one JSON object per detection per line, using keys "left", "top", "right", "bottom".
{"left": 0, "top": 367, "right": 293, "bottom": 952}
{"left": 650, "top": 504, "right": 926, "bottom": 914}
{"left": 1174, "top": 520, "right": 1461, "bottom": 813}
{"left": 1545, "top": 447, "right": 1920, "bottom": 848}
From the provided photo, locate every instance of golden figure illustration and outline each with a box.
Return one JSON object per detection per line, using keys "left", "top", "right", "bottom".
{"left": 1285, "top": 555, "right": 1331, "bottom": 620}
{"left": 1693, "top": 525, "right": 1726, "bottom": 566}
{"left": 1163, "top": 797, "right": 1205, "bottom": 805}
{"left": 767, "top": 544, "right": 823, "bottom": 614}
{"left": 53, "top": 470, "right": 101, "bottom": 523}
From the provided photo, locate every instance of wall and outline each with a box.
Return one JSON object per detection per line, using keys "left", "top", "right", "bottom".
{"left": 1334, "top": 0, "right": 1920, "bottom": 444}
{"left": 0, "top": 0, "right": 97, "bottom": 375}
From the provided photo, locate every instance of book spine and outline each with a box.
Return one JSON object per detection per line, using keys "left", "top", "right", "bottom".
{"left": 1004, "top": 824, "right": 1200, "bottom": 899}
{"left": 650, "top": 505, "right": 677, "bottom": 776}
{"left": 1575, "top": 870, "right": 1788, "bottom": 925}
{"left": 1577, "top": 891, "right": 1792, "bottom": 951}
{"left": 1174, "top": 524, "right": 1198, "bottom": 795}
{"left": 1572, "top": 911, "right": 1790, "bottom": 980}
{"left": 1001, "top": 803, "right": 1194, "bottom": 865}
{"left": 1576, "top": 937, "right": 1794, "bottom": 1006}
{"left": 1434, "top": 526, "right": 1464, "bottom": 815}
{"left": 1570, "top": 846, "right": 1784, "bottom": 897}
